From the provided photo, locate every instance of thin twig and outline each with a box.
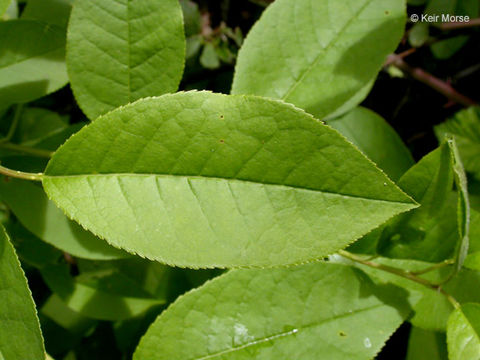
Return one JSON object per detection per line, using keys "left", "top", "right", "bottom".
{"left": 338, "top": 250, "right": 461, "bottom": 309}
{"left": 0, "top": 165, "right": 43, "bottom": 181}
{"left": 440, "top": 18, "right": 480, "bottom": 30}
{"left": 411, "top": 259, "right": 454, "bottom": 275}
{"left": 383, "top": 48, "right": 417, "bottom": 67}
{"left": 387, "top": 54, "right": 477, "bottom": 107}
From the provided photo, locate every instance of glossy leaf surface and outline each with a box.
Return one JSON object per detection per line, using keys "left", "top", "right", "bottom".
{"left": 43, "top": 92, "right": 417, "bottom": 268}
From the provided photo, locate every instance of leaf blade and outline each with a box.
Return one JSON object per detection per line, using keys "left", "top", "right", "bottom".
{"left": 66, "top": 0, "right": 185, "bottom": 119}
{"left": 0, "top": 178, "right": 128, "bottom": 260}
{"left": 0, "top": 20, "right": 68, "bottom": 106}
{"left": 0, "top": 224, "right": 45, "bottom": 360}
{"left": 447, "top": 303, "right": 480, "bottom": 360}
{"left": 134, "top": 263, "right": 410, "bottom": 360}
{"left": 44, "top": 92, "right": 417, "bottom": 268}
{"left": 328, "top": 107, "right": 414, "bottom": 181}
{"left": 231, "top": 0, "right": 406, "bottom": 119}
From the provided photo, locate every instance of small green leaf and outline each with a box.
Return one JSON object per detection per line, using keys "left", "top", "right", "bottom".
{"left": 43, "top": 91, "right": 417, "bottom": 268}
{"left": 378, "top": 144, "right": 458, "bottom": 262}
{"left": 447, "top": 137, "right": 470, "bottom": 272}
{"left": 231, "top": 0, "right": 406, "bottom": 119}
{"left": 66, "top": 0, "right": 185, "bottom": 120}
{"left": 447, "top": 303, "right": 480, "bottom": 360}
{"left": 134, "top": 263, "right": 410, "bottom": 360}
{"left": 435, "top": 107, "right": 480, "bottom": 179}
{"left": 41, "top": 260, "right": 165, "bottom": 320}
{"left": 40, "top": 294, "right": 95, "bottom": 335}
{"left": 0, "top": 224, "right": 45, "bottom": 360}
{"left": 200, "top": 42, "right": 221, "bottom": 69}
{"left": 409, "top": 23, "right": 429, "bottom": 48}
{"left": 431, "top": 36, "right": 469, "bottom": 60}
{"left": 0, "top": 20, "right": 68, "bottom": 107}
{"left": 0, "top": 178, "right": 128, "bottom": 260}
{"left": 11, "top": 107, "right": 67, "bottom": 145}
{"left": 328, "top": 107, "right": 414, "bottom": 181}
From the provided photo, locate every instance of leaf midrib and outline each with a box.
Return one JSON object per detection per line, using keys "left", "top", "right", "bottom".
{"left": 191, "top": 303, "right": 384, "bottom": 360}
{"left": 281, "top": 0, "right": 373, "bottom": 102}
{"left": 43, "top": 172, "right": 416, "bottom": 205}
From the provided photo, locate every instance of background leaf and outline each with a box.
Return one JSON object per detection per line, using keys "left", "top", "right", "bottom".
{"left": 447, "top": 137, "right": 470, "bottom": 273}
{"left": 0, "top": 224, "right": 45, "bottom": 360}
{"left": 40, "top": 259, "right": 166, "bottom": 320}
{"left": 134, "top": 262, "right": 410, "bottom": 360}
{"left": 447, "top": 303, "right": 480, "bottom": 360}
{"left": 328, "top": 106, "right": 414, "bottom": 181}
{"left": 406, "top": 327, "right": 448, "bottom": 360}
{"left": 435, "top": 107, "right": 480, "bottom": 180}
{"left": 0, "top": 0, "right": 11, "bottom": 17}
{"left": 21, "top": 0, "right": 73, "bottom": 28}
{"left": 66, "top": 0, "right": 185, "bottom": 120}
{"left": 378, "top": 143, "right": 458, "bottom": 262}
{"left": 43, "top": 91, "right": 417, "bottom": 268}
{"left": 0, "top": 20, "right": 68, "bottom": 107}
{"left": 0, "top": 178, "right": 128, "bottom": 260}
{"left": 231, "top": 0, "right": 406, "bottom": 119}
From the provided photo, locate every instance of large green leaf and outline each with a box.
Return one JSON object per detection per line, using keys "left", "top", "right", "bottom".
{"left": 0, "top": 224, "right": 45, "bottom": 360}
{"left": 66, "top": 0, "right": 185, "bottom": 120}
{"left": 0, "top": 178, "right": 128, "bottom": 260}
{"left": 43, "top": 92, "right": 417, "bottom": 268}
{"left": 0, "top": 20, "right": 68, "bottom": 107}
{"left": 447, "top": 303, "right": 480, "bottom": 360}
{"left": 231, "top": 0, "right": 406, "bottom": 120}
{"left": 328, "top": 107, "right": 414, "bottom": 181}
{"left": 134, "top": 262, "right": 410, "bottom": 360}
{"left": 435, "top": 107, "right": 480, "bottom": 179}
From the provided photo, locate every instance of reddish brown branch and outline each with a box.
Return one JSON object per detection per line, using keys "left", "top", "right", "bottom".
{"left": 440, "top": 18, "right": 480, "bottom": 30}
{"left": 387, "top": 54, "right": 477, "bottom": 107}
